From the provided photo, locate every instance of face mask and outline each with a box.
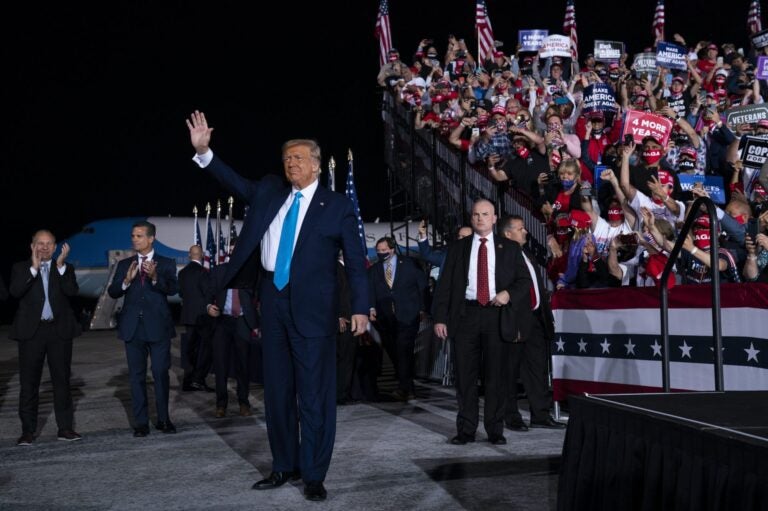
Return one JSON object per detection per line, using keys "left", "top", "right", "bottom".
{"left": 377, "top": 252, "right": 391, "bottom": 261}
{"left": 693, "top": 229, "right": 711, "bottom": 250}
{"left": 592, "top": 127, "right": 604, "bottom": 135}
{"left": 603, "top": 154, "right": 617, "bottom": 167}
{"left": 643, "top": 149, "right": 663, "bottom": 165}
{"left": 609, "top": 72, "right": 620, "bottom": 81}
{"left": 733, "top": 214, "right": 748, "bottom": 225}
{"left": 516, "top": 146, "right": 530, "bottom": 159}
{"left": 678, "top": 159, "right": 696, "bottom": 172}
{"left": 561, "top": 178, "right": 576, "bottom": 189}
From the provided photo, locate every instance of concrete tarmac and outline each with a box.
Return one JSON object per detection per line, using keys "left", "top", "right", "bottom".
{"left": 0, "top": 327, "right": 566, "bottom": 510}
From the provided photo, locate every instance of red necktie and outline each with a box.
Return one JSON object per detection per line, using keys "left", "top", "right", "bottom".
{"left": 230, "top": 289, "right": 241, "bottom": 317}
{"left": 139, "top": 256, "right": 147, "bottom": 285}
{"left": 477, "top": 238, "right": 490, "bottom": 306}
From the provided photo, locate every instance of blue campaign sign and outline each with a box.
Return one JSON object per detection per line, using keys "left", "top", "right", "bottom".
{"left": 582, "top": 83, "right": 617, "bottom": 113}
{"left": 655, "top": 42, "right": 687, "bottom": 71}
{"left": 518, "top": 30, "right": 549, "bottom": 52}
{"left": 678, "top": 174, "right": 726, "bottom": 204}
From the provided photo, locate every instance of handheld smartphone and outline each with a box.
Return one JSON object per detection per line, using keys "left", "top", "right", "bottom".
{"left": 716, "top": 56, "right": 724, "bottom": 67}
{"left": 746, "top": 218, "right": 759, "bottom": 241}
{"left": 624, "top": 134, "right": 634, "bottom": 146}
{"left": 471, "top": 127, "right": 480, "bottom": 137}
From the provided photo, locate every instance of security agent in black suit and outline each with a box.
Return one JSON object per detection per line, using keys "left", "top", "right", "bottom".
{"left": 499, "top": 216, "right": 565, "bottom": 430}
{"left": 9, "top": 230, "right": 82, "bottom": 446}
{"left": 368, "top": 237, "right": 427, "bottom": 401}
{"left": 433, "top": 200, "right": 532, "bottom": 445}
{"left": 178, "top": 244, "right": 214, "bottom": 392}
{"left": 206, "top": 261, "right": 260, "bottom": 418}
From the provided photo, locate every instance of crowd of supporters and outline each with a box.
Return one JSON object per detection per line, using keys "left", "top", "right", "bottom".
{"left": 378, "top": 34, "right": 768, "bottom": 288}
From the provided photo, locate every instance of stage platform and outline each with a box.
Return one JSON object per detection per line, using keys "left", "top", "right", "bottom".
{"left": 558, "top": 391, "right": 768, "bottom": 510}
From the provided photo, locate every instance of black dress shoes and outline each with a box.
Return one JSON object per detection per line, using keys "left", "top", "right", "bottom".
{"left": 133, "top": 425, "right": 150, "bottom": 437}
{"left": 155, "top": 420, "right": 177, "bottom": 434}
{"left": 505, "top": 419, "right": 530, "bottom": 432}
{"left": 449, "top": 433, "right": 476, "bottom": 445}
{"left": 304, "top": 481, "right": 327, "bottom": 501}
{"left": 530, "top": 417, "right": 567, "bottom": 429}
{"left": 252, "top": 471, "right": 299, "bottom": 490}
{"left": 17, "top": 432, "right": 35, "bottom": 446}
{"left": 488, "top": 434, "right": 507, "bottom": 445}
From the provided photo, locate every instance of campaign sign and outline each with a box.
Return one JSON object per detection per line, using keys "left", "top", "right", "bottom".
{"left": 582, "top": 83, "right": 617, "bottom": 113}
{"left": 633, "top": 52, "right": 657, "bottom": 75}
{"left": 621, "top": 110, "right": 674, "bottom": 146}
{"left": 752, "top": 29, "right": 768, "bottom": 49}
{"left": 725, "top": 104, "right": 768, "bottom": 127}
{"left": 540, "top": 35, "right": 572, "bottom": 58}
{"left": 593, "top": 40, "right": 623, "bottom": 62}
{"left": 655, "top": 42, "right": 687, "bottom": 71}
{"left": 678, "top": 174, "right": 726, "bottom": 204}
{"left": 519, "top": 30, "right": 548, "bottom": 52}
{"left": 741, "top": 136, "right": 768, "bottom": 169}
{"left": 757, "top": 56, "right": 768, "bottom": 80}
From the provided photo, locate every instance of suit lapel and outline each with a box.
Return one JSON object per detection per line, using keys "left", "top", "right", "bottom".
{"left": 461, "top": 237, "right": 472, "bottom": 287}
{"left": 293, "top": 185, "right": 328, "bottom": 255}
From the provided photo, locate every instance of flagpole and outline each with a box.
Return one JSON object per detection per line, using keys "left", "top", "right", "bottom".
{"left": 215, "top": 199, "right": 221, "bottom": 264}
{"left": 227, "top": 196, "right": 234, "bottom": 253}
{"left": 328, "top": 156, "right": 336, "bottom": 192}
{"left": 205, "top": 202, "right": 211, "bottom": 246}
{"left": 193, "top": 205, "right": 198, "bottom": 244}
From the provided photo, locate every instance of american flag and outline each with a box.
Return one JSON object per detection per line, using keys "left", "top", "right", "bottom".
{"left": 375, "top": 0, "right": 392, "bottom": 67}
{"left": 653, "top": 0, "right": 665, "bottom": 43}
{"left": 228, "top": 220, "right": 238, "bottom": 256}
{"left": 194, "top": 217, "right": 202, "bottom": 246}
{"left": 217, "top": 223, "right": 228, "bottom": 264}
{"left": 475, "top": 0, "right": 496, "bottom": 63}
{"left": 563, "top": 0, "right": 578, "bottom": 61}
{"left": 345, "top": 151, "right": 368, "bottom": 258}
{"left": 204, "top": 216, "right": 215, "bottom": 269}
{"left": 749, "top": 0, "right": 763, "bottom": 35}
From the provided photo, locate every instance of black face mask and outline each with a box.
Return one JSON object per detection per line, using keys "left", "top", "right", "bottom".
{"left": 377, "top": 252, "right": 391, "bottom": 261}
{"left": 603, "top": 154, "right": 618, "bottom": 168}
{"left": 678, "top": 159, "right": 696, "bottom": 172}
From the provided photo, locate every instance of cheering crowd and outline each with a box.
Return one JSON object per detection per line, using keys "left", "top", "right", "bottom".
{"left": 378, "top": 32, "right": 768, "bottom": 289}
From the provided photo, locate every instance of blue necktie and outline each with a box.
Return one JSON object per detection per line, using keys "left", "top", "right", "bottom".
{"left": 274, "top": 191, "right": 302, "bottom": 290}
{"left": 41, "top": 262, "right": 54, "bottom": 320}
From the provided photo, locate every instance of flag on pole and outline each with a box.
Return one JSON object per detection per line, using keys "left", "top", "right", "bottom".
{"left": 749, "top": 0, "right": 763, "bottom": 35}
{"left": 475, "top": 0, "right": 496, "bottom": 63}
{"left": 345, "top": 150, "right": 368, "bottom": 259}
{"left": 218, "top": 223, "right": 228, "bottom": 264}
{"left": 328, "top": 156, "right": 336, "bottom": 192}
{"left": 563, "top": 0, "right": 578, "bottom": 61}
{"left": 229, "top": 221, "right": 239, "bottom": 256}
{"left": 194, "top": 217, "right": 202, "bottom": 246}
{"left": 204, "top": 216, "right": 215, "bottom": 269}
{"left": 375, "top": 0, "right": 392, "bottom": 67}
{"left": 653, "top": 0, "right": 665, "bottom": 44}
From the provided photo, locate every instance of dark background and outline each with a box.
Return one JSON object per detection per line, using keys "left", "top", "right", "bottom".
{"left": 0, "top": 1, "right": 754, "bottom": 320}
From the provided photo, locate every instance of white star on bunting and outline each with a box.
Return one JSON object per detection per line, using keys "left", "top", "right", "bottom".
{"left": 624, "top": 338, "right": 636, "bottom": 356}
{"left": 679, "top": 340, "right": 693, "bottom": 359}
{"left": 745, "top": 342, "right": 760, "bottom": 363}
{"left": 577, "top": 338, "right": 588, "bottom": 353}
{"left": 600, "top": 338, "right": 611, "bottom": 354}
{"left": 650, "top": 340, "right": 662, "bottom": 357}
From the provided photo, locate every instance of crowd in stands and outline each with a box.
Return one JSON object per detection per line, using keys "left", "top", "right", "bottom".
{"left": 378, "top": 33, "right": 768, "bottom": 289}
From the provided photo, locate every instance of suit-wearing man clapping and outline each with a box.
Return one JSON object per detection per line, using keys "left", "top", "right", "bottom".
{"left": 368, "top": 237, "right": 427, "bottom": 401}
{"left": 107, "top": 221, "right": 178, "bottom": 437}
{"left": 206, "top": 262, "right": 259, "bottom": 418}
{"left": 187, "top": 111, "right": 369, "bottom": 502}
{"left": 10, "top": 230, "right": 82, "bottom": 446}
{"left": 432, "top": 200, "right": 531, "bottom": 446}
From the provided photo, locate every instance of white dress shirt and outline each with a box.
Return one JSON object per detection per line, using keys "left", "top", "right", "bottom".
{"left": 465, "top": 232, "right": 497, "bottom": 300}
{"left": 521, "top": 251, "right": 540, "bottom": 310}
{"left": 261, "top": 179, "right": 318, "bottom": 271}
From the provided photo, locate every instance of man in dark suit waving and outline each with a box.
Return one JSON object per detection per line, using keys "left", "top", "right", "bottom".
{"left": 432, "top": 200, "right": 531, "bottom": 446}
{"left": 10, "top": 230, "right": 82, "bottom": 445}
{"left": 368, "top": 237, "right": 427, "bottom": 401}
{"left": 108, "top": 221, "right": 178, "bottom": 437}
{"left": 187, "top": 111, "right": 369, "bottom": 502}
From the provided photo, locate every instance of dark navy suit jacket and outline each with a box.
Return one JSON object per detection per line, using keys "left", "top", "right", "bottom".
{"left": 108, "top": 254, "right": 178, "bottom": 342}
{"left": 368, "top": 256, "right": 427, "bottom": 325}
{"left": 205, "top": 155, "right": 369, "bottom": 338}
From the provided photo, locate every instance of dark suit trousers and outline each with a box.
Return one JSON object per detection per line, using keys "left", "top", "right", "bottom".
{"left": 183, "top": 321, "right": 213, "bottom": 385}
{"left": 336, "top": 328, "right": 356, "bottom": 401}
{"left": 453, "top": 304, "right": 506, "bottom": 438}
{"left": 260, "top": 282, "right": 336, "bottom": 483}
{"left": 17, "top": 322, "right": 74, "bottom": 433}
{"left": 377, "top": 317, "right": 419, "bottom": 393}
{"left": 124, "top": 320, "right": 171, "bottom": 427}
{"left": 212, "top": 316, "right": 251, "bottom": 408}
{"left": 507, "top": 310, "right": 552, "bottom": 422}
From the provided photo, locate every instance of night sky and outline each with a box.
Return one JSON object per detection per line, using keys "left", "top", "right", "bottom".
{"left": 1, "top": 1, "right": 756, "bottom": 299}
